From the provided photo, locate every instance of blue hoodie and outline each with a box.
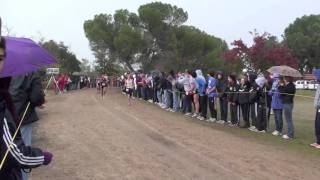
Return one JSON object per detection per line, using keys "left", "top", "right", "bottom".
{"left": 269, "top": 78, "right": 283, "bottom": 110}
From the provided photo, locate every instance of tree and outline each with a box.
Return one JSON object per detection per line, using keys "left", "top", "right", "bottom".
{"left": 41, "top": 40, "right": 81, "bottom": 74}
{"left": 223, "top": 31, "right": 298, "bottom": 73}
{"left": 80, "top": 59, "right": 91, "bottom": 73}
{"left": 84, "top": 10, "right": 145, "bottom": 72}
{"left": 284, "top": 15, "right": 320, "bottom": 72}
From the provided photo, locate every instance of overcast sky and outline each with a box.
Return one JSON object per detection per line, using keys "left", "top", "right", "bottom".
{"left": 1, "top": 0, "right": 320, "bottom": 62}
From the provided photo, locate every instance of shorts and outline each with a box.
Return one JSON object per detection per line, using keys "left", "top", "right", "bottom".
{"left": 126, "top": 88, "right": 133, "bottom": 97}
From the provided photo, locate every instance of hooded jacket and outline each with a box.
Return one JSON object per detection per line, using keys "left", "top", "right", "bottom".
{"left": 5, "top": 73, "right": 45, "bottom": 126}
{"left": 0, "top": 78, "right": 45, "bottom": 180}
{"left": 216, "top": 72, "right": 228, "bottom": 98}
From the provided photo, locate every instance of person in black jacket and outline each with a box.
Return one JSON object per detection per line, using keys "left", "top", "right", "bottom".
{"left": 248, "top": 73, "right": 258, "bottom": 131}
{"left": 278, "top": 76, "right": 296, "bottom": 139}
{"left": 227, "top": 74, "right": 239, "bottom": 126}
{"left": 0, "top": 78, "right": 52, "bottom": 179}
{"left": 216, "top": 71, "right": 228, "bottom": 124}
{"left": 238, "top": 76, "right": 251, "bottom": 128}
{"left": 5, "top": 73, "right": 45, "bottom": 180}
{"left": 252, "top": 76, "right": 268, "bottom": 132}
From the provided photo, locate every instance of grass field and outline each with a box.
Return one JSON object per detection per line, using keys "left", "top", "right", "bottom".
{"left": 209, "top": 89, "right": 320, "bottom": 156}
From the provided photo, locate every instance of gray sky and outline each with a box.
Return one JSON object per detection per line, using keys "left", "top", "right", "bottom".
{"left": 1, "top": 0, "right": 320, "bottom": 62}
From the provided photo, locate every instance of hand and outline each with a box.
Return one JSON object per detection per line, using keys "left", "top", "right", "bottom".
{"left": 43, "top": 151, "right": 53, "bottom": 165}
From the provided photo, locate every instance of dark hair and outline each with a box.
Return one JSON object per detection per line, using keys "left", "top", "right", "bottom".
{"left": 169, "top": 70, "right": 174, "bottom": 76}
{"left": 228, "top": 74, "right": 237, "bottom": 82}
{"left": 191, "top": 71, "right": 197, "bottom": 78}
{"left": 209, "top": 70, "right": 215, "bottom": 77}
{"left": 0, "top": 77, "right": 19, "bottom": 125}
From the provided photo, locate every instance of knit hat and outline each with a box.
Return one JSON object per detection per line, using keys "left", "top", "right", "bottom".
{"left": 255, "top": 76, "right": 267, "bottom": 88}
{"left": 313, "top": 69, "right": 320, "bottom": 80}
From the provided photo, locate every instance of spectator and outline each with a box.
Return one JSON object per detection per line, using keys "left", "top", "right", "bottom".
{"left": 248, "top": 73, "right": 258, "bottom": 131}
{"left": 253, "top": 76, "right": 268, "bottom": 133}
{"left": 5, "top": 72, "right": 46, "bottom": 180}
{"left": 195, "top": 70, "right": 207, "bottom": 121}
{"left": 311, "top": 69, "right": 320, "bottom": 149}
{"left": 178, "top": 70, "right": 193, "bottom": 116}
{"left": 125, "top": 74, "right": 134, "bottom": 106}
{"left": 279, "top": 76, "right": 296, "bottom": 140}
{"left": 190, "top": 71, "right": 200, "bottom": 118}
{"left": 227, "top": 74, "right": 239, "bottom": 126}
{"left": 269, "top": 73, "right": 284, "bottom": 136}
{"left": 206, "top": 70, "right": 218, "bottom": 122}
{"left": 216, "top": 71, "right": 228, "bottom": 124}
{"left": 0, "top": 37, "right": 53, "bottom": 180}
{"left": 172, "top": 73, "right": 183, "bottom": 112}
{"left": 238, "top": 76, "right": 251, "bottom": 128}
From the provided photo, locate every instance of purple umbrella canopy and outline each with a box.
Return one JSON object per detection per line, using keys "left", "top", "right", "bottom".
{"left": 0, "top": 36, "right": 57, "bottom": 78}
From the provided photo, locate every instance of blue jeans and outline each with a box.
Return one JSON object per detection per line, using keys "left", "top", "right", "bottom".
{"left": 274, "top": 109, "right": 283, "bottom": 133}
{"left": 162, "top": 90, "right": 168, "bottom": 108}
{"left": 166, "top": 91, "right": 173, "bottom": 108}
{"left": 283, "top": 103, "right": 294, "bottom": 138}
{"left": 157, "top": 90, "right": 162, "bottom": 104}
{"left": 173, "top": 92, "right": 180, "bottom": 112}
{"left": 21, "top": 123, "right": 33, "bottom": 180}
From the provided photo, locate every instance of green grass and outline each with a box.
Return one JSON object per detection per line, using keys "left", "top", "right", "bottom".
{"left": 210, "top": 91, "right": 320, "bottom": 156}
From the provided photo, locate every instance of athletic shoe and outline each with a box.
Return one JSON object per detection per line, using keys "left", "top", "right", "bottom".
{"left": 191, "top": 113, "right": 198, "bottom": 118}
{"left": 148, "top": 100, "right": 153, "bottom": 103}
{"left": 184, "top": 113, "right": 192, "bottom": 116}
{"left": 217, "top": 120, "right": 224, "bottom": 124}
{"left": 259, "top": 130, "right": 266, "bottom": 133}
{"left": 197, "top": 116, "right": 205, "bottom": 121}
{"left": 166, "top": 108, "right": 171, "bottom": 111}
{"left": 272, "top": 130, "right": 280, "bottom": 136}
{"left": 282, "top": 134, "right": 292, "bottom": 140}
{"left": 248, "top": 126, "right": 256, "bottom": 131}
{"left": 208, "top": 118, "right": 216, "bottom": 123}
{"left": 250, "top": 128, "right": 259, "bottom": 132}
{"left": 310, "top": 143, "right": 319, "bottom": 147}
{"left": 316, "top": 145, "right": 320, "bottom": 149}
{"left": 227, "top": 121, "right": 232, "bottom": 124}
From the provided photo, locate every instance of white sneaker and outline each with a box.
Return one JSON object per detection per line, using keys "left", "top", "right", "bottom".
{"left": 166, "top": 108, "right": 171, "bottom": 111}
{"left": 248, "top": 126, "right": 256, "bottom": 131}
{"left": 272, "top": 130, "right": 280, "bottom": 136}
{"left": 227, "top": 121, "right": 232, "bottom": 124}
{"left": 208, "top": 118, "right": 216, "bottom": 123}
{"left": 259, "top": 130, "right": 266, "bottom": 133}
{"left": 185, "top": 113, "right": 192, "bottom": 116}
{"left": 191, "top": 113, "right": 198, "bottom": 118}
{"left": 217, "top": 120, "right": 225, "bottom": 124}
{"left": 197, "top": 116, "right": 205, "bottom": 121}
{"left": 148, "top": 100, "right": 153, "bottom": 103}
{"left": 282, "top": 134, "right": 292, "bottom": 140}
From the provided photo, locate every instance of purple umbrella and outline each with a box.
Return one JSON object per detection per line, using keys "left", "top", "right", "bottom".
{"left": 0, "top": 36, "right": 56, "bottom": 78}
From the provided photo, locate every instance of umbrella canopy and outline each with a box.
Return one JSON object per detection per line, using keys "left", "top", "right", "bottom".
{"left": 0, "top": 36, "right": 56, "bottom": 78}
{"left": 267, "top": 65, "right": 302, "bottom": 78}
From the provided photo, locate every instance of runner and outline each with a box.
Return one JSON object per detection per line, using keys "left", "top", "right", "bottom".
{"left": 100, "top": 76, "right": 107, "bottom": 99}
{"left": 125, "top": 74, "right": 134, "bottom": 106}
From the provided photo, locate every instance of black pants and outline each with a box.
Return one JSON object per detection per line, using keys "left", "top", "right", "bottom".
{"left": 183, "top": 95, "right": 192, "bottom": 113}
{"left": 137, "top": 86, "right": 141, "bottom": 98}
{"left": 315, "top": 108, "right": 320, "bottom": 144}
{"left": 153, "top": 88, "right": 158, "bottom": 103}
{"left": 240, "top": 103, "right": 250, "bottom": 126}
{"left": 200, "top": 95, "right": 208, "bottom": 118}
{"left": 230, "top": 103, "right": 238, "bottom": 125}
{"left": 219, "top": 97, "right": 228, "bottom": 121}
{"left": 208, "top": 97, "right": 217, "bottom": 119}
{"left": 250, "top": 103, "right": 257, "bottom": 127}
{"left": 256, "top": 103, "right": 267, "bottom": 131}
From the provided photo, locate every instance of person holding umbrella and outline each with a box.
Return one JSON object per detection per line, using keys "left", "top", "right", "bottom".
{"left": 311, "top": 69, "right": 320, "bottom": 149}
{"left": 0, "top": 26, "right": 54, "bottom": 179}
{"left": 278, "top": 76, "right": 296, "bottom": 140}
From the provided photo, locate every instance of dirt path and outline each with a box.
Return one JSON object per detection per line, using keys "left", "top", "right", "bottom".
{"left": 30, "top": 88, "right": 320, "bottom": 180}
